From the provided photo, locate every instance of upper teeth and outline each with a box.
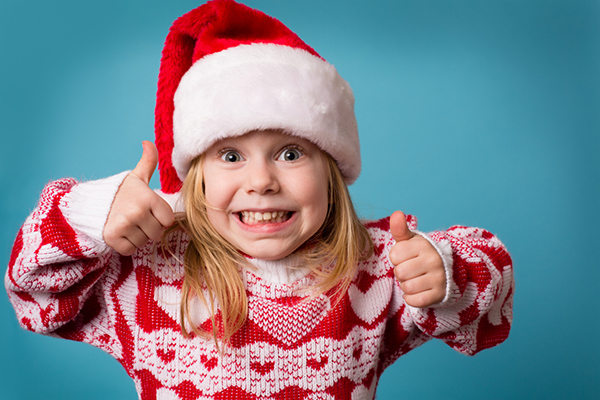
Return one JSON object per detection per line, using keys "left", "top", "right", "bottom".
{"left": 242, "top": 211, "right": 285, "bottom": 222}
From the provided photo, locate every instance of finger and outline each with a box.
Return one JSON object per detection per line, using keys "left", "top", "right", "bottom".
{"left": 388, "top": 239, "right": 419, "bottom": 266}
{"left": 149, "top": 195, "right": 175, "bottom": 229}
{"left": 104, "top": 211, "right": 151, "bottom": 249}
{"left": 404, "top": 290, "right": 445, "bottom": 309}
{"left": 137, "top": 213, "right": 170, "bottom": 242}
{"left": 397, "top": 273, "right": 436, "bottom": 295}
{"left": 109, "top": 231, "right": 148, "bottom": 256}
{"left": 109, "top": 238, "right": 138, "bottom": 257}
{"left": 393, "top": 257, "right": 428, "bottom": 282}
{"left": 390, "top": 211, "right": 414, "bottom": 243}
{"left": 395, "top": 256, "right": 446, "bottom": 285}
{"left": 120, "top": 223, "right": 152, "bottom": 249}
{"left": 131, "top": 141, "right": 158, "bottom": 185}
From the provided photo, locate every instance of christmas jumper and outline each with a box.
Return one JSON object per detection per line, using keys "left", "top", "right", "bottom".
{"left": 6, "top": 173, "right": 514, "bottom": 400}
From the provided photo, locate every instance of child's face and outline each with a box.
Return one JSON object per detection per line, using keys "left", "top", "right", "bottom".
{"left": 202, "top": 130, "right": 330, "bottom": 261}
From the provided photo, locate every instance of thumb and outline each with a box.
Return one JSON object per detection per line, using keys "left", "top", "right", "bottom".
{"left": 390, "top": 211, "right": 414, "bottom": 242}
{"left": 131, "top": 141, "right": 158, "bottom": 185}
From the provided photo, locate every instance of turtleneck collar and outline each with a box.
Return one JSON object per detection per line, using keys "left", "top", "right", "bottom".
{"left": 243, "top": 253, "right": 312, "bottom": 285}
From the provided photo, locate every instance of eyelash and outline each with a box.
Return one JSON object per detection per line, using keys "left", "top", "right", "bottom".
{"left": 217, "top": 145, "right": 305, "bottom": 162}
{"left": 278, "top": 145, "right": 304, "bottom": 161}
{"left": 218, "top": 148, "right": 243, "bottom": 162}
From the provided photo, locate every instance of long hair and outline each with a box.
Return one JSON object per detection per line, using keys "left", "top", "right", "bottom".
{"left": 169, "top": 152, "right": 373, "bottom": 344}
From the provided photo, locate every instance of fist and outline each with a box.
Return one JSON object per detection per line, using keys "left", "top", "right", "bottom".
{"left": 389, "top": 211, "right": 446, "bottom": 308}
{"left": 103, "top": 141, "right": 175, "bottom": 256}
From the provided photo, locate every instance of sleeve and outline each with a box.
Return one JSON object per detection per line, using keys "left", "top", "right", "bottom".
{"left": 5, "top": 172, "right": 129, "bottom": 336}
{"left": 408, "top": 224, "right": 514, "bottom": 355}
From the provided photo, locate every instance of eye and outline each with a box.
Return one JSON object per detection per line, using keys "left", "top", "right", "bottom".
{"left": 278, "top": 147, "right": 303, "bottom": 162}
{"left": 220, "top": 150, "right": 244, "bottom": 163}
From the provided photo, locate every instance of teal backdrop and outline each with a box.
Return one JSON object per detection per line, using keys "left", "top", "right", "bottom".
{"left": 1, "top": 0, "right": 599, "bottom": 399}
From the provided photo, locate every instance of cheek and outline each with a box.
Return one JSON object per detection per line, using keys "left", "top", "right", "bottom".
{"left": 200, "top": 168, "right": 236, "bottom": 237}
{"left": 312, "top": 184, "right": 329, "bottom": 218}
{"left": 204, "top": 192, "right": 235, "bottom": 244}
{"left": 203, "top": 180, "right": 219, "bottom": 208}
{"left": 202, "top": 169, "right": 231, "bottom": 210}
{"left": 205, "top": 206, "right": 227, "bottom": 236}
{"left": 298, "top": 170, "right": 329, "bottom": 226}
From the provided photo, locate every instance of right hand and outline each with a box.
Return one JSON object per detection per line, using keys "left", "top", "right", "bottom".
{"left": 389, "top": 211, "right": 446, "bottom": 308}
{"left": 103, "top": 141, "right": 175, "bottom": 256}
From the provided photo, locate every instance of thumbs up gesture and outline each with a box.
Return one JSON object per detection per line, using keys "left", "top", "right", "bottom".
{"left": 104, "top": 141, "right": 175, "bottom": 256}
{"left": 388, "top": 211, "right": 446, "bottom": 308}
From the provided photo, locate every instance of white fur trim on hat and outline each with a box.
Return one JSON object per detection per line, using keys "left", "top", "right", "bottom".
{"left": 172, "top": 43, "right": 360, "bottom": 183}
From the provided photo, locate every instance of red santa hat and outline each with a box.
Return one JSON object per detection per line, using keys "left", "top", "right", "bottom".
{"left": 155, "top": 0, "right": 360, "bottom": 194}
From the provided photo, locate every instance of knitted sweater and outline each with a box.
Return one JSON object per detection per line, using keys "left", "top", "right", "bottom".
{"left": 6, "top": 173, "right": 514, "bottom": 400}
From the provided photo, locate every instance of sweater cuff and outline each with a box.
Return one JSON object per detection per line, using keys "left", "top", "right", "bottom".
{"left": 61, "top": 171, "right": 130, "bottom": 251}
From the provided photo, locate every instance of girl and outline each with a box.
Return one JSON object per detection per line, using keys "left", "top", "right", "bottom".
{"left": 5, "top": 1, "right": 514, "bottom": 399}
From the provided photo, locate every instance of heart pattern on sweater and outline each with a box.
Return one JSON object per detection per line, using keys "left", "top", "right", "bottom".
{"left": 251, "top": 360, "right": 275, "bottom": 375}
{"left": 154, "top": 285, "right": 213, "bottom": 328}
{"left": 200, "top": 354, "right": 218, "bottom": 371}
{"left": 248, "top": 295, "right": 330, "bottom": 345}
{"left": 157, "top": 348, "right": 176, "bottom": 364}
{"left": 348, "top": 277, "right": 394, "bottom": 325}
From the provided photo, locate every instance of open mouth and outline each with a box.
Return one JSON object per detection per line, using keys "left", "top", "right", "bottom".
{"left": 238, "top": 211, "right": 293, "bottom": 225}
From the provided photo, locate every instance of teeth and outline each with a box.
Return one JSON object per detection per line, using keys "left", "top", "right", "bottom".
{"left": 241, "top": 211, "right": 287, "bottom": 224}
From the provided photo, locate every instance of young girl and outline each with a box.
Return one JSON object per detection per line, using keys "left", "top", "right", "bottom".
{"left": 5, "top": 1, "right": 514, "bottom": 399}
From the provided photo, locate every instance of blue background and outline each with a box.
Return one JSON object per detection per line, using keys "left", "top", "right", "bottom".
{"left": 1, "top": 0, "right": 599, "bottom": 399}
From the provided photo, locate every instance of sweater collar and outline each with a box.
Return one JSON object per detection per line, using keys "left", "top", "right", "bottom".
{"left": 243, "top": 254, "right": 311, "bottom": 285}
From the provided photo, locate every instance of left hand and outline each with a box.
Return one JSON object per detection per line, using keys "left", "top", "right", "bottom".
{"left": 389, "top": 211, "right": 446, "bottom": 308}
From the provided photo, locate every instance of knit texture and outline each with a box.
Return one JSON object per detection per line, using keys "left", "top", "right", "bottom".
{"left": 6, "top": 178, "right": 514, "bottom": 400}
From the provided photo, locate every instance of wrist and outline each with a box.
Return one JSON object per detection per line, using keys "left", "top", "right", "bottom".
{"left": 63, "top": 171, "right": 131, "bottom": 250}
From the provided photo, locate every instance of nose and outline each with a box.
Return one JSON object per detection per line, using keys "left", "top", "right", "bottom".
{"left": 244, "top": 159, "right": 280, "bottom": 195}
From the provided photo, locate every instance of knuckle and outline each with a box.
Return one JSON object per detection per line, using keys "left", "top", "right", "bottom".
{"left": 404, "top": 294, "right": 417, "bottom": 308}
{"left": 389, "top": 249, "right": 399, "bottom": 265}
{"left": 128, "top": 205, "right": 147, "bottom": 221}
{"left": 149, "top": 228, "right": 165, "bottom": 242}
{"left": 163, "top": 211, "right": 175, "bottom": 227}
{"left": 393, "top": 265, "right": 404, "bottom": 281}
{"left": 395, "top": 240, "right": 410, "bottom": 252}
{"left": 130, "top": 231, "right": 149, "bottom": 248}
{"left": 103, "top": 226, "right": 118, "bottom": 244}
{"left": 401, "top": 280, "right": 414, "bottom": 294}
{"left": 407, "top": 294, "right": 428, "bottom": 308}
{"left": 114, "top": 240, "right": 135, "bottom": 256}
{"left": 120, "top": 247, "right": 135, "bottom": 257}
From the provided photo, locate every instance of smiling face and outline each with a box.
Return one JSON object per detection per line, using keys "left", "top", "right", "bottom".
{"left": 201, "top": 130, "right": 330, "bottom": 261}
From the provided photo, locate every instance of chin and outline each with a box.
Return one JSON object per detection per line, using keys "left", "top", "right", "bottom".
{"left": 241, "top": 244, "right": 298, "bottom": 261}
{"left": 247, "top": 250, "right": 294, "bottom": 261}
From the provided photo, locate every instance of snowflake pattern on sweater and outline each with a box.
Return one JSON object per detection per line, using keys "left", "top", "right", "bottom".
{"left": 6, "top": 177, "right": 514, "bottom": 400}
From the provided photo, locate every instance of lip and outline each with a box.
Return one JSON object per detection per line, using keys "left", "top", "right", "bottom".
{"left": 233, "top": 210, "right": 297, "bottom": 234}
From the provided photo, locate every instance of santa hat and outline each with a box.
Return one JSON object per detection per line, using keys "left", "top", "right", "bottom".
{"left": 155, "top": 0, "right": 360, "bottom": 194}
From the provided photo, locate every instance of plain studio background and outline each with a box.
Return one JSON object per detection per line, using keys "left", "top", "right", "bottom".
{"left": 1, "top": 0, "right": 598, "bottom": 399}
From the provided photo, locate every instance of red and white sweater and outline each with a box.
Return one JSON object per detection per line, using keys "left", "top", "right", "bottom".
{"left": 6, "top": 173, "right": 514, "bottom": 400}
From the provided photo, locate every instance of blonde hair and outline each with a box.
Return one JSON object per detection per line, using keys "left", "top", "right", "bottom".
{"left": 169, "top": 152, "right": 373, "bottom": 344}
